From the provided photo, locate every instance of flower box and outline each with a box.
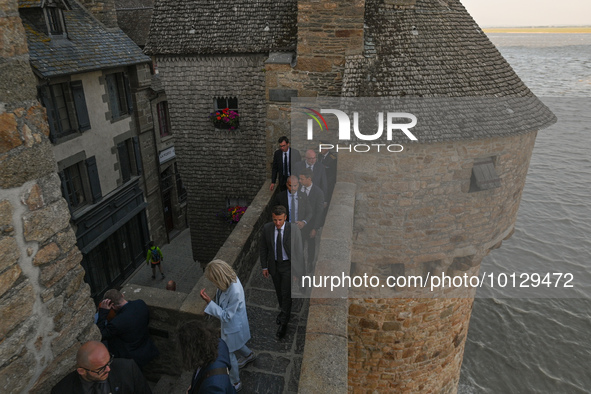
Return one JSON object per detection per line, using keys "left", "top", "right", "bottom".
{"left": 210, "top": 108, "right": 239, "bottom": 131}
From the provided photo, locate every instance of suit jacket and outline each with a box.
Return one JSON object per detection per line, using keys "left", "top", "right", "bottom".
{"left": 204, "top": 278, "right": 250, "bottom": 352}
{"left": 274, "top": 190, "right": 313, "bottom": 225}
{"left": 300, "top": 183, "right": 325, "bottom": 230}
{"left": 51, "top": 358, "right": 152, "bottom": 394}
{"left": 271, "top": 148, "right": 301, "bottom": 187}
{"left": 97, "top": 299, "right": 159, "bottom": 368}
{"left": 293, "top": 160, "right": 328, "bottom": 199}
{"left": 260, "top": 222, "right": 304, "bottom": 277}
{"left": 188, "top": 339, "right": 235, "bottom": 394}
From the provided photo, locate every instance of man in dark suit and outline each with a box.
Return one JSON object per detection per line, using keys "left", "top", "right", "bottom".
{"left": 97, "top": 289, "right": 159, "bottom": 368}
{"left": 270, "top": 136, "right": 301, "bottom": 192}
{"left": 292, "top": 149, "right": 328, "bottom": 200}
{"left": 51, "top": 341, "right": 152, "bottom": 394}
{"left": 260, "top": 205, "right": 303, "bottom": 339}
{"left": 274, "top": 175, "right": 312, "bottom": 229}
{"left": 298, "top": 168, "right": 325, "bottom": 272}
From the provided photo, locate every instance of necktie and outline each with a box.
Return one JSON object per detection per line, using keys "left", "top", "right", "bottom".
{"left": 93, "top": 382, "right": 104, "bottom": 394}
{"left": 283, "top": 152, "right": 288, "bottom": 176}
{"left": 276, "top": 228, "right": 283, "bottom": 263}
{"left": 290, "top": 193, "right": 296, "bottom": 222}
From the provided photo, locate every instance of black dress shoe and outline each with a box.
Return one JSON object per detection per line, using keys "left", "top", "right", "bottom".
{"left": 276, "top": 324, "right": 288, "bottom": 339}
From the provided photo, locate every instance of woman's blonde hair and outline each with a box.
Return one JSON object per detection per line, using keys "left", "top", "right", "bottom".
{"left": 205, "top": 259, "right": 237, "bottom": 291}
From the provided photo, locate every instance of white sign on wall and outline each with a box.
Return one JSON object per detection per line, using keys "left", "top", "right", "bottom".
{"left": 159, "top": 146, "right": 175, "bottom": 164}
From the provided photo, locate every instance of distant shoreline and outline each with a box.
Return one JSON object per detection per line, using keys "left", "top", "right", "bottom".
{"left": 482, "top": 27, "right": 591, "bottom": 34}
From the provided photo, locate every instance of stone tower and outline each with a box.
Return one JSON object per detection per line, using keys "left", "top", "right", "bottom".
{"left": 0, "top": 2, "right": 99, "bottom": 392}
{"left": 291, "top": 0, "right": 555, "bottom": 392}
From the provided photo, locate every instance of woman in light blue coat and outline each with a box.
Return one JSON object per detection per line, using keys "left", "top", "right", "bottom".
{"left": 200, "top": 259, "right": 255, "bottom": 392}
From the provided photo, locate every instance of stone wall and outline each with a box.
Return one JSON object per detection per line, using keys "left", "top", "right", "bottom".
{"left": 156, "top": 55, "right": 268, "bottom": 265}
{"left": 77, "top": 0, "right": 119, "bottom": 28}
{"left": 0, "top": 4, "right": 99, "bottom": 392}
{"left": 299, "top": 182, "right": 356, "bottom": 394}
{"left": 295, "top": 0, "right": 365, "bottom": 97}
{"left": 129, "top": 63, "right": 168, "bottom": 246}
{"left": 345, "top": 131, "right": 538, "bottom": 392}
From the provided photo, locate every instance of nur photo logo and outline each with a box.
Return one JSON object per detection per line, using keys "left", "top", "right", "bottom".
{"left": 300, "top": 108, "right": 418, "bottom": 153}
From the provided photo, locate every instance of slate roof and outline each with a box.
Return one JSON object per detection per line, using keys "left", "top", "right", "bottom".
{"left": 340, "top": 0, "right": 556, "bottom": 141}
{"left": 114, "top": 0, "right": 153, "bottom": 48}
{"left": 19, "top": 0, "right": 150, "bottom": 78}
{"left": 144, "top": 0, "right": 297, "bottom": 55}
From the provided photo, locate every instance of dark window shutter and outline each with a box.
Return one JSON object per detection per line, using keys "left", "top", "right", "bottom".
{"left": 123, "top": 73, "right": 133, "bottom": 115}
{"left": 71, "top": 81, "right": 91, "bottom": 131}
{"left": 85, "top": 156, "right": 102, "bottom": 202}
{"left": 57, "top": 170, "right": 72, "bottom": 208}
{"left": 132, "top": 136, "right": 143, "bottom": 175}
{"left": 105, "top": 75, "right": 119, "bottom": 118}
{"left": 117, "top": 142, "right": 131, "bottom": 182}
{"left": 39, "top": 86, "right": 58, "bottom": 143}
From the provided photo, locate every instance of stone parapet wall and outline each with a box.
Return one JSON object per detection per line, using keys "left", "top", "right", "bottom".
{"left": 0, "top": 4, "right": 99, "bottom": 392}
{"left": 156, "top": 55, "right": 268, "bottom": 264}
{"left": 299, "top": 182, "right": 356, "bottom": 393}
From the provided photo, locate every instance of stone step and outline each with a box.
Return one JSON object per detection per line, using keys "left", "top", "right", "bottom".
{"left": 153, "top": 371, "right": 193, "bottom": 394}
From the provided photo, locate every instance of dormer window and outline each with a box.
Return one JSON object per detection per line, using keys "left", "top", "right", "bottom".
{"left": 44, "top": 1, "right": 67, "bottom": 36}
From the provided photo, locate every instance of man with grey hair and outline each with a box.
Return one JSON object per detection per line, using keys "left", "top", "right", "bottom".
{"left": 51, "top": 340, "right": 151, "bottom": 393}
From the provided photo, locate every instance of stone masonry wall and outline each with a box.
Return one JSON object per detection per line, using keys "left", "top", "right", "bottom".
{"left": 129, "top": 63, "right": 168, "bottom": 246}
{"left": 0, "top": 4, "right": 99, "bottom": 392}
{"left": 345, "top": 131, "right": 538, "bottom": 392}
{"left": 295, "top": 0, "right": 365, "bottom": 97}
{"left": 77, "top": 0, "right": 119, "bottom": 28}
{"left": 156, "top": 55, "right": 267, "bottom": 265}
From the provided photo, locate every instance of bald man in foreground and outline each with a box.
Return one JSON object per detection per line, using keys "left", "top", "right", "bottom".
{"left": 51, "top": 341, "right": 152, "bottom": 394}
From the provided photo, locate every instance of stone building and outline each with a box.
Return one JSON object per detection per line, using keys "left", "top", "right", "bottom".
{"left": 115, "top": 0, "right": 189, "bottom": 240}
{"left": 17, "top": 0, "right": 166, "bottom": 300}
{"left": 0, "top": 1, "right": 99, "bottom": 392}
{"left": 146, "top": 0, "right": 554, "bottom": 392}
{"left": 145, "top": 0, "right": 295, "bottom": 264}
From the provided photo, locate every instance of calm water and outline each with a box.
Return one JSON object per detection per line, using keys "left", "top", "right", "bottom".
{"left": 459, "top": 34, "right": 591, "bottom": 393}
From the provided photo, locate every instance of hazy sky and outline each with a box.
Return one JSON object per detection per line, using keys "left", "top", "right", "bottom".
{"left": 460, "top": 0, "right": 591, "bottom": 27}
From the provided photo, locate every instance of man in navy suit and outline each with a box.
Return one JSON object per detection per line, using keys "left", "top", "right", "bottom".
{"left": 298, "top": 168, "right": 325, "bottom": 272}
{"left": 274, "top": 175, "right": 312, "bottom": 228}
{"left": 260, "top": 205, "right": 303, "bottom": 339}
{"left": 97, "top": 289, "right": 159, "bottom": 368}
{"left": 51, "top": 341, "right": 152, "bottom": 393}
{"left": 292, "top": 149, "right": 328, "bottom": 200}
{"left": 270, "top": 136, "right": 301, "bottom": 192}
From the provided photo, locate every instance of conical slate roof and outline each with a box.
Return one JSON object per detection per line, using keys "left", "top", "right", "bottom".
{"left": 340, "top": 0, "right": 556, "bottom": 141}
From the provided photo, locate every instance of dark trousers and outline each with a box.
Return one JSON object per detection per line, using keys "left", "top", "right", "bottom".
{"left": 271, "top": 260, "right": 292, "bottom": 324}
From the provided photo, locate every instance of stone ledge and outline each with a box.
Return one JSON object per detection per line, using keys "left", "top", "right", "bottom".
{"left": 299, "top": 182, "right": 356, "bottom": 394}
